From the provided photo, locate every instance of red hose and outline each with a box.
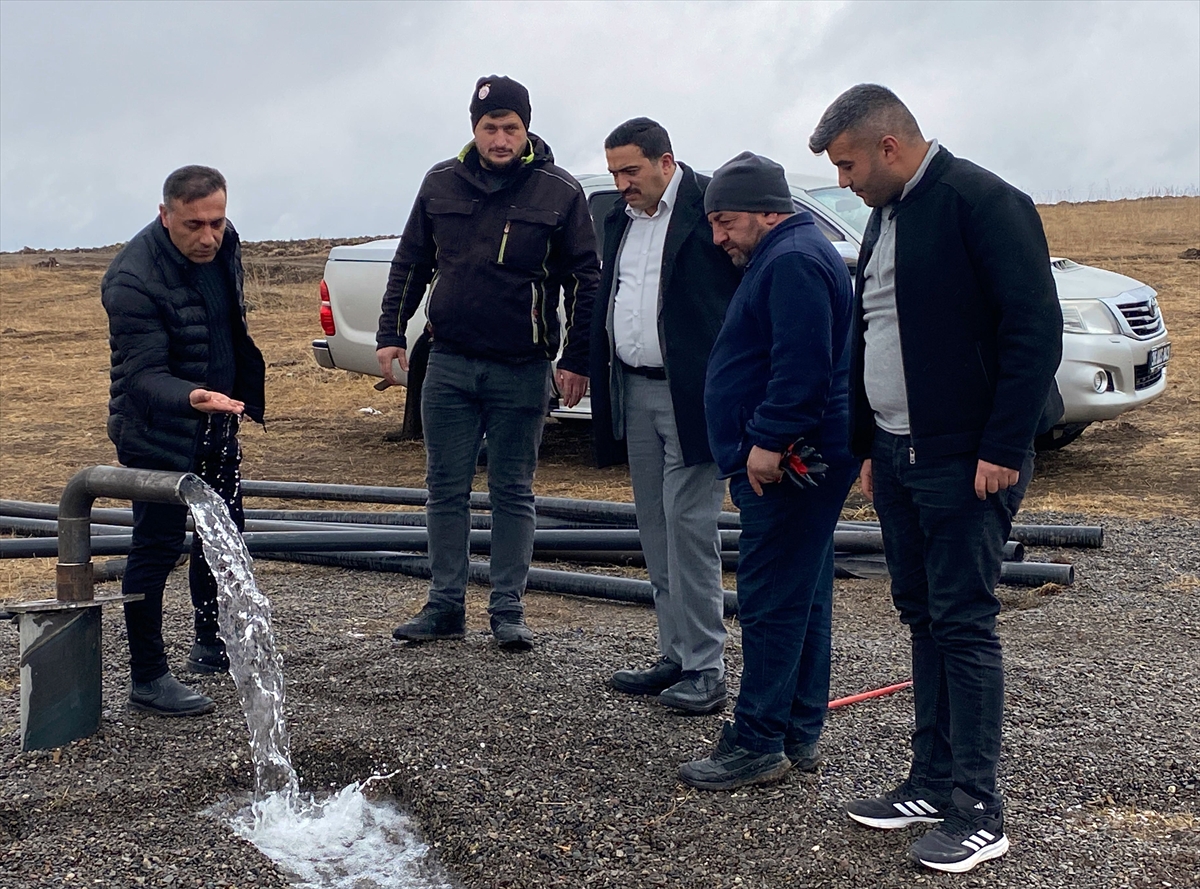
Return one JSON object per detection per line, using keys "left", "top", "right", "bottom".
{"left": 828, "top": 680, "right": 913, "bottom": 710}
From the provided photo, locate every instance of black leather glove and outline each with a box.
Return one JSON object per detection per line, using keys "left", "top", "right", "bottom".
{"left": 780, "top": 438, "right": 828, "bottom": 489}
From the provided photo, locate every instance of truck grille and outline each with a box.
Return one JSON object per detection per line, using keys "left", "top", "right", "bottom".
{"left": 1134, "top": 363, "right": 1164, "bottom": 390}
{"left": 1115, "top": 297, "right": 1163, "bottom": 338}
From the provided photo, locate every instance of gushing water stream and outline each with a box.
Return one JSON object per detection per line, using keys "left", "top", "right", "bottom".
{"left": 186, "top": 482, "right": 450, "bottom": 888}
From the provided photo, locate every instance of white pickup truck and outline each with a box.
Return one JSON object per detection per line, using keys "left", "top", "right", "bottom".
{"left": 312, "top": 175, "right": 1170, "bottom": 449}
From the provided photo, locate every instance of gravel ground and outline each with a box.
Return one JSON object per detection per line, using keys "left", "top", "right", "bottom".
{"left": 2, "top": 511, "right": 1198, "bottom": 888}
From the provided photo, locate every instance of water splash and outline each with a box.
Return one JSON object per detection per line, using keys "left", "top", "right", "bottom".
{"left": 185, "top": 476, "right": 451, "bottom": 887}
{"left": 184, "top": 478, "right": 297, "bottom": 798}
{"left": 227, "top": 779, "right": 447, "bottom": 889}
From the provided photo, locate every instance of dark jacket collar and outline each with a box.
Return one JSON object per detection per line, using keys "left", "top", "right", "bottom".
{"left": 455, "top": 133, "right": 552, "bottom": 193}
{"left": 746, "top": 211, "right": 813, "bottom": 269}
{"left": 894, "top": 146, "right": 954, "bottom": 213}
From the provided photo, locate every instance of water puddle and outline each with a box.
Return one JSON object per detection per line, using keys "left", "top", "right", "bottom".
{"left": 186, "top": 481, "right": 451, "bottom": 888}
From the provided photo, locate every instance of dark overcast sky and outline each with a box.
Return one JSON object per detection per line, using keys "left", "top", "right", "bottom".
{"left": 1, "top": 0, "right": 1197, "bottom": 250}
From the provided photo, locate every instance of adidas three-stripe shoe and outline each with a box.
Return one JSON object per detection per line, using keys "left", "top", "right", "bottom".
{"left": 908, "top": 788, "right": 1009, "bottom": 873}
{"left": 844, "top": 782, "right": 948, "bottom": 828}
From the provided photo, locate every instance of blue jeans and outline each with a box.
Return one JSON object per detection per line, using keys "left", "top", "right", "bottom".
{"left": 730, "top": 462, "right": 856, "bottom": 754}
{"left": 421, "top": 349, "right": 551, "bottom": 619}
{"left": 871, "top": 429, "right": 1033, "bottom": 809}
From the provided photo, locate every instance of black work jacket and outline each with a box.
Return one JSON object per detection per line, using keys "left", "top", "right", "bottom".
{"left": 850, "top": 148, "right": 1063, "bottom": 469}
{"left": 102, "top": 220, "right": 265, "bottom": 471}
{"left": 590, "top": 164, "right": 741, "bottom": 468}
{"left": 376, "top": 135, "right": 600, "bottom": 375}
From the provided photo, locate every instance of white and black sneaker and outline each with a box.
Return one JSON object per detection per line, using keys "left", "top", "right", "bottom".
{"left": 909, "top": 788, "right": 1009, "bottom": 873}
{"left": 844, "top": 781, "right": 948, "bottom": 828}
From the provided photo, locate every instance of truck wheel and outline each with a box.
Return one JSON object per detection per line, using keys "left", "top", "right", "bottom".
{"left": 1035, "top": 422, "right": 1090, "bottom": 452}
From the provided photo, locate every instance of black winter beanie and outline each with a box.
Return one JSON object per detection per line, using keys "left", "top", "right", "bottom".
{"left": 704, "top": 151, "right": 794, "bottom": 214}
{"left": 470, "top": 76, "right": 531, "bottom": 129}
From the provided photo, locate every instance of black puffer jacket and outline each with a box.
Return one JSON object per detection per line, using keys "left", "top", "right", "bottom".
{"left": 376, "top": 136, "right": 600, "bottom": 375}
{"left": 102, "top": 219, "right": 265, "bottom": 471}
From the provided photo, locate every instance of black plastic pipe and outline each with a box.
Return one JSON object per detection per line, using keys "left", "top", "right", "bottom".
{"left": 1008, "top": 524, "right": 1103, "bottom": 548}
{"left": 0, "top": 516, "right": 131, "bottom": 536}
{"left": 243, "top": 509, "right": 586, "bottom": 530}
{"left": 261, "top": 549, "right": 742, "bottom": 617}
{"left": 4, "top": 493, "right": 1103, "bottom": 549}
{"left": 239, "top": 479, "right": 746, "bottom": 529}
{"left": 836, "top": 553, "right": 1069, "bottom": 586}
{"left": 0, "top": 499, "right": 586, "bottom": 532}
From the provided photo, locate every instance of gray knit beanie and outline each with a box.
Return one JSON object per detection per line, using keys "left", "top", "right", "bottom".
{"left": 704, "top": 151, "right": 794, "bottom": 214}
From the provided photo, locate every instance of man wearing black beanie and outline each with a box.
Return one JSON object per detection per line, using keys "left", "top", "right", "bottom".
{"left": 376, "top": 76, "right": 599, "bottom": 652}
{"left": 677, "top": 152, "right": 856, "bottom": 791}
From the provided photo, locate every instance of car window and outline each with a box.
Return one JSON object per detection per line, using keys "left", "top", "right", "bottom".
{"left": 808, "top": 187, "right": 871, "bottom": 237}
{"left": 587, "top": 191, "right": 624, "bottom": 256}
{"left": 802, "top": 206, "right": 846, "bottom": 243}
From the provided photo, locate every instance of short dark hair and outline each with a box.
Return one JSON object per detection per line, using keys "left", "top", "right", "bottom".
{"left": 808, "top": 84, "right": 923, "bottom": 154}
{"left": 162, "top": 165, "right": 226, "bottom": 206}
{"left": 604, "top": 117, "right": 673, "bottom": 160}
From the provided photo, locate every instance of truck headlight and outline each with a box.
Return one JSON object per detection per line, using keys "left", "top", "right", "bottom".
{"left": 1062, "top": 300, "right": 1120, "bottom": 335}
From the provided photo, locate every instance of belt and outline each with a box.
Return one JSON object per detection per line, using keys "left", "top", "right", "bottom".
{"left": 620, "top": 360, "right": 666, "bottom": 381}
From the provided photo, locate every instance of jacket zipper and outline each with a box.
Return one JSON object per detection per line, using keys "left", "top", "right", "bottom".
{"left": 425, "top": 271, "right": 441, "bottom": 321}
{"left": 909, "top": 447, "right": 916, "bottom": 465}
{"left": 530, "top": 282, "right": 539, "bottom": 344}
{"left": 498, "top": 221, "right": 511, "bottom": 264}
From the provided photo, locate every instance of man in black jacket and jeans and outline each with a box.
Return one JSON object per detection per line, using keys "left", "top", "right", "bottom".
{"left": 590, "top": 119, "right": 741, "bottom": 714}
{"left": 810, "top": 85, "right": 1062, "bottom": 873}
{"left": 102, "top": 165, "right": 266, "bottom": 717}
{"left": 378, "top": 76, "right": 599, "bottom": 650}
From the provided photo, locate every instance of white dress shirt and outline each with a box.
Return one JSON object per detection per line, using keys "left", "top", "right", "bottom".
{"left": 613, "top": 165, "right": 682, "bottom": 368}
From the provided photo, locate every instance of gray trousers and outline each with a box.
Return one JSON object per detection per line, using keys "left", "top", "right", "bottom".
{"left": 623, "top": 371, "right": 727, "bottom": 676}
{"left": 421, "top": 350, "right": 551, "bottom": 618}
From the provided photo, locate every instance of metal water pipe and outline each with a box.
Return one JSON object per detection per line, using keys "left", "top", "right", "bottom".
{"left": 5, "top": 465, "right": 204, "bottom": 751}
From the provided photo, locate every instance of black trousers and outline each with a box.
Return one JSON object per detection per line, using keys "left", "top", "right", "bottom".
{"left": 122, "top": 415, "right": 244, "bottom": 683}
{"left": 871, "top": 428, "right": 1032, "bottom": 810}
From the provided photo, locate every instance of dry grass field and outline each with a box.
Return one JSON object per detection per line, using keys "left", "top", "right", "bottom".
{"left": 1, "top": 197, "right": 1197, "bottom": 602}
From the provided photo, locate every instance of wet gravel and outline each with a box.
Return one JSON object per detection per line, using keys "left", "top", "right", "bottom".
{"left": 2, "top": 511, "right": 1198, "bottom": 888}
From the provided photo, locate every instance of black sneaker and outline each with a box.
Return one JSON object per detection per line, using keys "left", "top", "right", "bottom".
{"left": 185, "top": 639, "right": 229, "bottom": 674}
{"left": 784, "top": 739, "right": 822, "bottom": 771}
{"left": 392, "top": 603, "right": 466, "bottom": 642}
{"left": 678, "top": 722, "right": 792, "bottom": 791}
{"left": 845, "top": 781, "right": 948, "bottom": 828}
{"left": 491, "top": 615, "right": 535, "bottom": 651}
{"left": 909, "top": 789, "right": 1009, "bottom": 873}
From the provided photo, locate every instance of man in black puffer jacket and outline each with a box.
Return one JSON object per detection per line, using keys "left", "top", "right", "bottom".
{"left": 102, "top": 165, "right": 265, "bottom": 717}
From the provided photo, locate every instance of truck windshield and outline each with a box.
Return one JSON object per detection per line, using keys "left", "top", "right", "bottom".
{"left": 808, "top": 187, "right": 871, "bottom": 238}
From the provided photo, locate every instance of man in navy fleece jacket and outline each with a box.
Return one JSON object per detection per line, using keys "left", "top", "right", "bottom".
{"left": 677, "top": 152, "right": 856, "bottom": 791}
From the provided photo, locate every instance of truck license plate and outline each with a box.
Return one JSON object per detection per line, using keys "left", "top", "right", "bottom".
{"left": 1148, "top": 343, "right": 1171, "bottom": 373}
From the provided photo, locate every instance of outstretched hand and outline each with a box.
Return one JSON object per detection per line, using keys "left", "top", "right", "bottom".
{"left": 189, "top": 389, "right": 244, "bottom": 414}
